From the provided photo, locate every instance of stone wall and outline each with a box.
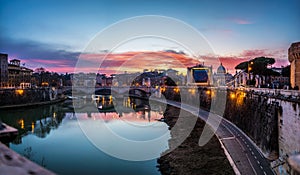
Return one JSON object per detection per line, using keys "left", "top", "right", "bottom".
{"left": 223, "top": 90, "right": 279, "bottom": 158}
{"left": 162, "top": 87, "right": 300, "bottom": 164}
{"left": 0, "top": 88, "right": 59, "bottom": 106}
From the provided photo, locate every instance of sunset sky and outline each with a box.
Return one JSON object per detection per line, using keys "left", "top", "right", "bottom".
{"left": 0, "top": 0, "right": 299, "bottom": 75}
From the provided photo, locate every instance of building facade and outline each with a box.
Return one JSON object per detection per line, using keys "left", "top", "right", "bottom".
{"left": 187, "top": 64, "right": 213, "bottom": 86}
{"left": 0, "top": 53, "right": 8, "bottom": 87}
{"left": 8, "top": 59, "right": 33, "bottom": 87}
{"left": 213, "top": 63, "right": 233, "bottom": 87}
{"left": 288, "top": 42, "right": 300, "bottom": 89}
{"left": 0, "top": 55, "right": 33, "bottom": 88}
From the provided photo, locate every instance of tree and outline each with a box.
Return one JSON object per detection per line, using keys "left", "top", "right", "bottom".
{"left": 35, "top": 67, "right": 46, "bottom": 74}
{"left": 282, "top": 65, "right": 290, "bottom": 77}
{"left": 235, "top": 57, "right": 279, "bottom": 85}
{"left": 235, "top": 57, "right": 277, "bottom": 75}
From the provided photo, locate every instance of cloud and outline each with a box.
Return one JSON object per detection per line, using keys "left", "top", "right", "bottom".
{"left": 239, "top": 49, "right": 268, "bottom": 57}
{"left": 0, "top": 35, "right": 79, "bottom": 72}
{"left": 78, "top": 51, "right": 202, "bottom": 75}
{"left": 0, "top": 34, "right": 289, "bottom": 75}
{"left": 239, "top": 49, "right": 288, "bottom": 60}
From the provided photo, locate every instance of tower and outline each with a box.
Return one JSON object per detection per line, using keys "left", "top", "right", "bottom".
{"left": 0, "top": 53, "right": 8, "bottom": 87}
{"left": 288, "top": 42, "right": 300, "bottom": 88}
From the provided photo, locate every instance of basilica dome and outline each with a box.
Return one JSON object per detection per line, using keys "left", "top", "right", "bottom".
{"left": 217, "top": 63, "right": 226, "bottom": 74}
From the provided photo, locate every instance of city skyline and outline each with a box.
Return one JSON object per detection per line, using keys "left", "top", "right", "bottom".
{"left": 0, "top": 0, "right": 299, "bottom": 74}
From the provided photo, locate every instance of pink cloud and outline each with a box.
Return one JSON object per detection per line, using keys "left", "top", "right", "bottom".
{"left": 78, "top": 51, "right": 202, "bottom": 75}
{"left": 31, "top": 59, "right": 74, "bottom": 65}
{"left": 17, "top": 48, "right": 289, "bottom": 75}
{"left": 239, "top": 49, "right": 268, "bottom": 58}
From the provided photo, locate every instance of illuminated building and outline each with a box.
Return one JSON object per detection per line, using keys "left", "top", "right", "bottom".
{"left": 213, "top": 63, "right": 233, "bottom": 87}
{"left": 288, "top": 41, "right": 300, "bottom": 89}
{"left": 0, "top": 54, "right": 33, "bottom": 88}
{"left": 187, "top": 64, "right": 213, "bottom": 86}
{"left": 8, "top": 59, "right": 33, "bottom": 88}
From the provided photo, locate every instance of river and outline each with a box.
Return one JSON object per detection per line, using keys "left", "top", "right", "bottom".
{"left": 0, "top": 97, "right": 170, "bottom": 175}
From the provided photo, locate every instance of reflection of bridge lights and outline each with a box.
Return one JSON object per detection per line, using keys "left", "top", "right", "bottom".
{"left": 15, "top": 89, "right": 24, "bottom": 95}
{"left": 53, "top": 112, "right": 57, "bottom": 118}
{"left": 189, "top": 88, "right": 196, "bottom": 95}
{"left": 31, "top": 122, "right": 35, "bottom": 133}
{"left": 211, "top": 90, "right": 215, "bottom": 97}
{"left": 18, "top": 119, "right": 24, "bottom": 129}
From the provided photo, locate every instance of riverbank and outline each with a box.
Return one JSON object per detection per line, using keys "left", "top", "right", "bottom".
{"left": 157, "top": 105, "right": 234, "bottom": 175}
{"left": 0, "top": 97, "right": 66, "bottom": 109}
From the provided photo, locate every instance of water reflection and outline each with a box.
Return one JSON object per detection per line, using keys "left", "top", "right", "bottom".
{"left": 0, "top": 97, "right": 169, "bottom": 175}
{"left": 0, "top": 103, "right": 66, "bottom": 144}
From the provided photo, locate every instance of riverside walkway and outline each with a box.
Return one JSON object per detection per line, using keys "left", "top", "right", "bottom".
{"left": 153, "top": 98, "right": 275, "bottom": 175}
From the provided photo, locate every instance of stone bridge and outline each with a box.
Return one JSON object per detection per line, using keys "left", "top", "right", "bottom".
{"left": 61, "top": 86, "right": 161, "bottom": 99}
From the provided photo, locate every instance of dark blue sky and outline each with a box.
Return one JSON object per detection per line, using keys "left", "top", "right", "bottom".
{"left": 0, "top": 0, "right": 299, "bottom": 73}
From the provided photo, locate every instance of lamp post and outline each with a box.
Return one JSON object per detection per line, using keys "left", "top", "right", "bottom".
{"left": 248, "top": 61, "right": 254, "bottom": 86}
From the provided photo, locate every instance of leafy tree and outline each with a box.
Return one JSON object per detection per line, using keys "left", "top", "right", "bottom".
{"left": 235, "top": 57, "right": 277, "bottom": 75}
{"left": 34, "top": 67, "right": 46, "bottom": 74}
{"left": 282, "top": 65, "right": 290, "bottom": 77}
{"left": 235, "top": 57, "right": 279, "bottom": 85}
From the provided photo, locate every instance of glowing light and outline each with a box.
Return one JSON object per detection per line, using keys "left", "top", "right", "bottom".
{"left": 206, "top": 90, "right": 211, "bottom": 95}
{"left": 18, "top": 119, "right": 24, "bottom": 129}
{"left": 242, "top": 92, "right": 247, "bottom": 97}
{"left": 173, "top": 87, "right": 180, "bottom": 93}
{"left": 127, "top": 97, "right": 130, "bottom": 104}
{"left": 211, "top": 90, "right": 215, "bottom": 97}
{"left": 230, "top": 93, "right": 236, "bottom": 99}
{"left": 189, "top": 88, "right": 196, "bottom": 95}
{"left": 31, "top": 122, "right": 35, "bottom": 133}
{"left": 53, "top": 112, "right": 57, "bottom": 118}
{"left": 15, "top": 89, "right": 24, "bottom": 95}
{"left": 41, "top": 82, "right": 49, "bottom": 86}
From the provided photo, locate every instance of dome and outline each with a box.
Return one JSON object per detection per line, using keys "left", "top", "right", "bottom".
{"left": 217, "top": 63, "right": 226, "bottom": 74}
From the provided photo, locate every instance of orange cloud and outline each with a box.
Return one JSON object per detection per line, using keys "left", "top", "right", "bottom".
{"left": 78, "top": 51, "right": 203, "bottom": 75}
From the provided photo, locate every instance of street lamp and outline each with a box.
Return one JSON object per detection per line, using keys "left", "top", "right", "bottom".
{"left": 248, "top": 61, "right": 254, "bottom": 85}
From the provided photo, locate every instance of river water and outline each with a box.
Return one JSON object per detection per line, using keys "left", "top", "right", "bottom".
{"left": 0, "top": 97, "right": 170, "bottom": 175}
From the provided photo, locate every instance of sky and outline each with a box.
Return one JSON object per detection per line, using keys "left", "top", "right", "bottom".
{"left": 0, "top": 0, "right": 299, "bottom": 75}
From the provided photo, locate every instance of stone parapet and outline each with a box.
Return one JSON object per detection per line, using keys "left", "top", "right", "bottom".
{"left": 0, "top": 142, "right": 55, "bottom": 175}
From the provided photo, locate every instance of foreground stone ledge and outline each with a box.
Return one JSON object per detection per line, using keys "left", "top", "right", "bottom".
{"left": 0, "top": 142, "right": 55, "bottom": 175}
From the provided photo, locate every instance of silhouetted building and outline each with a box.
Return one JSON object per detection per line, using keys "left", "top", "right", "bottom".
{"left": 0, "top": 53, "right": 8, "bottom": 87}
